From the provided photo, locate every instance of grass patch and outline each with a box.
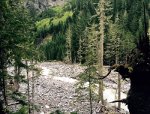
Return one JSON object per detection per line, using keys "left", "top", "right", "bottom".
{"left": 52, "top": 6, "right": 64, "bottom": 14}
{"left": 52, "top": 11, "right": 73, "bottom": 25}
{"left": 36, "top": 18, "right": 51, "bottom": 31}
{"left": 36, "top": 11, "right": 73, "bottom": 31}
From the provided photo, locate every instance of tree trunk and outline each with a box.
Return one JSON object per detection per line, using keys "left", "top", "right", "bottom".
{"left": 2, "top": 68, "right": 8, "bottom": 109}
{"left": 0, "top": 50, "right": 8, "bottom": 108}
{"left": 97, "top": 0, "right": 105, "bottom": 105}
{"left": 117, "top": 73, "right": 121, "bottom": 110}
{"left": 115, "top": 41, "right": 121, "bottom": 110}
{"left": 0, "top": 12, "right": 7, "bottom": 112}
{"left": 0, "top": 49, "right": 8, "bottom": 113}
{"left": 31, "top": 61, "right": 35, "bottom": 114}
{"left": 88, "top": 70, "right": 93, "bottom": 114}
{"left": 14, "top": 65, "right": 20, "bottom": 92}
{"left": 26, "top": 61, "right": 31, "bottom": 114}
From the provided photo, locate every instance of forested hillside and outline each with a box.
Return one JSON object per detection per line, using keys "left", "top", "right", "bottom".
{"left": 36, "top": 0, "right": 149, "bottom": 65}
{"left": 0, "top": 0, "right": 150, "bottom": 114}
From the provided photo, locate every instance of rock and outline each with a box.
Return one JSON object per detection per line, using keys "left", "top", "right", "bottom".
{"left": 45, "top": 105, "right": 50, "bottom": 109}
{"left": 40, "top": 112, "right": 44, "bottom": 114}
{"left": 9, "top": 61, "right": 130, "bottom": 114}
{"left": 25, "top": 0, "right": 68, "bottom": 12}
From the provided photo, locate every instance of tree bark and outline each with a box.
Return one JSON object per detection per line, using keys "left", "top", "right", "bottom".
{"left": 31, "top": 61, "right": 35, "bottom": 114}
{"left": 88, "top": 70, "right": 93, "bottom": 114}
{"left": 115, "top": 38, "right": 121, "bottom": 110}
{"left": 97, "top": 0, "right": 105, "bottom": 105}
{"left": 2, "top": 68, "right": 8, "bottom": 109}
{"left": 117, "top": 73, "right": 121, "bottom": 110}
{"left": 26, "top": 60, "right": 31, "bottom": 114}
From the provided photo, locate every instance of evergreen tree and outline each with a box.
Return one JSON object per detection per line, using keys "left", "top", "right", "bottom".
{"left": 97, "top": 0, "right": 112, "bottom": 105}
{"left": 64, "top": 25, "right": 72, "bottom": 63}
{"left": 0, "top": 0, "right": 38, "bottom": 113}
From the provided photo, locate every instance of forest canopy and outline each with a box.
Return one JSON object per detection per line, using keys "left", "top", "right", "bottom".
{"left": 36, "top": 0, "right": 149, "bottom": 65}
{"left": 0, "top": 0, "right": 150, "bottom": 113}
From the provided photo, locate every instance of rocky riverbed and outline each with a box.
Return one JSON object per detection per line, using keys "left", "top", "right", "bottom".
{"left": 9, "top": 61, "right": 130, "bottom": 114}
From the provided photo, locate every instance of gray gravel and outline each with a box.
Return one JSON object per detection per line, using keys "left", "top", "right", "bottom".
{"left": 9, "top": 61, "right": 130, "bottom": 114}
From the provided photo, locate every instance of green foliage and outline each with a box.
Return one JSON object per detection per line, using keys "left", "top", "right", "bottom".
{"left": 75, "top": 65, "right": 99, "bottom": 110}
{"left": 35, "top": 4, "right": 73, "bottom": 34}
{"left": 10, "top": 106, "right": 28, "bottom": 114}
{"left": 52, "top": 6, "right": 64, "bottom": 14}
{"left": 36, "top": 18, "right": 51, "bottom": 31}
{"left": 36, "top": 11, "right": 73, "bottom": 31}
{"left": 64, "top": 25, "right": 72, "bottom": 62}
{"left": 36, "top": 0, "right": 98, "bottom": 62}
{"left": 71, "top": 15, "right": 88, "bottom": 63}
{"left": 70, "top": 0, "right": 97, "bottom": 63}
{"left": 52, "top": 11, "right": 73, "bottom": 25}
{"left": 1, "top": 0, "right": 149, "bottom": 113}
{"left": 85, "top": 24, "right": 98, "bottom": 65}
{"left": 0, "top": 0, "right": 40, "bottom": 113}
{"left": 36, "top": 0, "right": 149, "bottom": 64}
{"left": 38, "top": 8, "right": 56, "bottom": 20}
{"left": 50, "top": 110, "right": 77, "bottom": 114}
{"left": 35, "top": 11, "right": 73, "bottom": 60}
{"left": 40, "top": 33, "right": 66, "bottom": 60}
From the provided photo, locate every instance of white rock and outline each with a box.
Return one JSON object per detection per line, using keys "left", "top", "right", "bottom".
{"left": 40, "top": 112, "right": 44, "bottom": 114}
{"left": 45, "top": 105, "right": 50, "bottom": 109}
